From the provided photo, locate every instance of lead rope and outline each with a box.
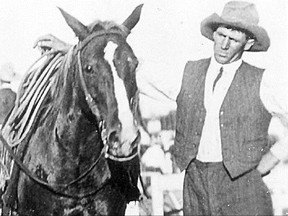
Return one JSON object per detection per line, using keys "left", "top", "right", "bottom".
{"left": 1, "top": 52, "right": 64, "bottom": 147}
{"left": 0, "top": 131, "right": 108, "bottom": 199}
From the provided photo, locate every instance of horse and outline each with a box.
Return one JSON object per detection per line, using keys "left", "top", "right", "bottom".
{"left": 0, "top": 4, "right": 143, "bottom": 216}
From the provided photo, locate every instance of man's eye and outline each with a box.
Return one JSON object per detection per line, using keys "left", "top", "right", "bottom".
{"left": 218, "top": 33, "right": 224, "bottom": 38}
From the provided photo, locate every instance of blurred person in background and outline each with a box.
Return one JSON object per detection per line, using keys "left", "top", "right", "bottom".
{"left": 141, "top": 120, "right": 172, "bottom": 174}
{"left": 0, "top": 69, "right": 17, "bottom": 127}
{"left": 0, "top": 66, "right": 17, "bottom": 198}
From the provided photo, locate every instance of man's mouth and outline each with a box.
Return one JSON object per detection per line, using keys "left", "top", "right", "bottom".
{"left": 218, "top": 53, "right": 227, "bottom": 58}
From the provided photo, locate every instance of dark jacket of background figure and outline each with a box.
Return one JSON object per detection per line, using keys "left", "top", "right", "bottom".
{"left": 0, "top": 88, "right": 16, "bottom": 125}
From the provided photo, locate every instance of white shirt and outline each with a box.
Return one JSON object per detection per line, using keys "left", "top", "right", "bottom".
{"left": 196, "top": 56, "right": 288, "bottom": 162}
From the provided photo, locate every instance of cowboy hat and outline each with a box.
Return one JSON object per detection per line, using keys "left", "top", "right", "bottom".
{"left": 200, "top": 1, "right": 270, "bottom": 52}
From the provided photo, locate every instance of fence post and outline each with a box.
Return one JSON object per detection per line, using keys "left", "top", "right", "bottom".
{"left": 150, "top": 172, "right": 163, "bottom": 215}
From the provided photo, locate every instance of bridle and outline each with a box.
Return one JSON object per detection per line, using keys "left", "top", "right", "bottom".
{"left": 76, "top": 30, "right": 140, "bottom": 162}
{"left": 0, "top": 30, "right": 140, "bottom": 199}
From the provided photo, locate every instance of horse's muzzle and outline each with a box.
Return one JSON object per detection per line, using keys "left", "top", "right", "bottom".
{"left": 105, "top": 130, "right": 140, "bottom": 162}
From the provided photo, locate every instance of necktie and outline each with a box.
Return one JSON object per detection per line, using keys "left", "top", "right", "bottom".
{"left": 212, "top": 67, "right": 223, "bottom": 92}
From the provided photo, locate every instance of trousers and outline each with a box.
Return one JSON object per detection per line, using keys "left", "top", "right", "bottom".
{"left": 183, "top": 159, "right": 273, "bottom": 216}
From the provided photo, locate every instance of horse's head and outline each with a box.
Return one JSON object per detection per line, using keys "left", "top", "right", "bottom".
{"left": 59, "top": 5, "right": 143, "bottom": 160}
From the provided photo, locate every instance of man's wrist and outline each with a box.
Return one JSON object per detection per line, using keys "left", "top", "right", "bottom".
{"left": 257, "top": 150, "right": 280, "bottom": 175}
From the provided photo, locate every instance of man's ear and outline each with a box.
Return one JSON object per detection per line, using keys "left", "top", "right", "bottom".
{"left": 244, "top": 38, "right": 255, "bottom": 51}
{"left": 212, "top": 31, "right": 217, "bottom": 40}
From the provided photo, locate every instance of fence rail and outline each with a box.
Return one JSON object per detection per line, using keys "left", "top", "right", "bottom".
{"left": 142, "top": 171, "right": 184, "bottom": 215}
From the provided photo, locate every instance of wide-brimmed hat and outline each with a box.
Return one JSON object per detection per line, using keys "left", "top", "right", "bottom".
{"left": 200, "top": 1, "right": 270, "bottom": 52}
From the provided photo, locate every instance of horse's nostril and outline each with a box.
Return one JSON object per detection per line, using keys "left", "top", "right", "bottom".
{"left": 108, "top": 131, "right": 119, "bottom": 144}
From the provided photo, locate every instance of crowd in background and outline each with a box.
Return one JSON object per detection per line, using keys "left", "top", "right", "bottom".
{"left": 138, "top": 119, "right": 183, "bottom": 215}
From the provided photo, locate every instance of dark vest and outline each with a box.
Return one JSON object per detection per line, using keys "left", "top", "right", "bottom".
{"left": 172, "top": 58, "right": 272, "bottom": 178}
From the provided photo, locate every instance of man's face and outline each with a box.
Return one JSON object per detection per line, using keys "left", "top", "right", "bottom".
{"left": 213, "top": 26, "right": 251, "bottom": 64}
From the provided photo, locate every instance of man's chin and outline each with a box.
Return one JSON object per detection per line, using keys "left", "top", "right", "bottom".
{"left": 215, "top": 56, "right": 229, "bottom": 64}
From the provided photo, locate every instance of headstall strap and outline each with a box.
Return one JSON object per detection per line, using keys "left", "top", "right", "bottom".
{"left": 76, "top": 30, "right": 125, "bottom": 119}
{"left": 77, "top": 31, "right": 139, "bottom": 163}
{"left": 77, "top": 45, "right": 101, "bottom": 121}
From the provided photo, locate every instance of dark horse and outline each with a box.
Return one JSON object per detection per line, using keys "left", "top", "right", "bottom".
{"left": 1, "top": 5, "right": 143, "bottom": 216}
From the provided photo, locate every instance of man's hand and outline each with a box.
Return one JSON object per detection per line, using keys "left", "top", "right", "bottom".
{"left": 257, "top": 150, "right": 280, "bottom": 176}
{"left": 33, "top": 34, "right": 71, "bottom": 55}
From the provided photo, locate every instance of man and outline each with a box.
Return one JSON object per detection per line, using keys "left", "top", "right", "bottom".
{"left": 0, "top": 76, "right": 16, "bottom": 126}
{"left": 171, "top": 1, "right": 288, "bottom": 215}
{"left": 0, "top": 70, "right": 16, "bottom": 191}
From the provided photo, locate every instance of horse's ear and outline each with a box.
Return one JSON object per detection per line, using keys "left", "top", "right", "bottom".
{"left": 122, "top": 4, "right": 143, "bottom": 32}
{"left": 58, "top": 7, "right": 89, "bottom": 41}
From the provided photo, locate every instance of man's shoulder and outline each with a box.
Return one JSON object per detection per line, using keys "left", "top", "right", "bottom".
{"left": 183, "top": 58, "right": 211, "bottom": 76}
{"left": 185, "top": 57, "right": 211, "bottom": 67}
{"left": 241, "top": 61, "right": 265, "bottom": 73}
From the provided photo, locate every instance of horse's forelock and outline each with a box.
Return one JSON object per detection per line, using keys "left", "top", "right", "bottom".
{"left": 88, "top": 21, "right": 129, "bottom": 37}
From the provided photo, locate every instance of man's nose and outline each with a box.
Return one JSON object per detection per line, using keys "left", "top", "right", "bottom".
{"left": 221, "top": 36, "right": 230, "bottom": 49}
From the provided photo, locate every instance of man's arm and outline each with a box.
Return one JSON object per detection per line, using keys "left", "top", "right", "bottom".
{"left": 259, "top": 70, "right": 288, "bottom": 175}
{"left": 257, "top": 149, "right": 280, "bottom": 175}
{"left": 33, "top": 34, "right": 72, "bottom": 54}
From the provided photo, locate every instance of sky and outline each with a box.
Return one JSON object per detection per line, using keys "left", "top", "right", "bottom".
{"left": 0, "top": 0, "right": 287, "bottom": 118}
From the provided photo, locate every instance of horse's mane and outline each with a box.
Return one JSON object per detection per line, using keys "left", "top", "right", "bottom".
{"left": 49, "top": 48, "right": 76, "bottom": 114}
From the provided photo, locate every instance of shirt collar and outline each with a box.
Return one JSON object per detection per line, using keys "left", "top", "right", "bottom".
{"left": 210, "top": 56, "right": 243, "bottom": 73}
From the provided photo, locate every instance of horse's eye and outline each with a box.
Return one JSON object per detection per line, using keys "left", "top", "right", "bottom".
{"left": 127, "top": 57, "right": 138, "bottom": 71}
{"left": 85, "top": 65, "right": 93, "bottom": 74}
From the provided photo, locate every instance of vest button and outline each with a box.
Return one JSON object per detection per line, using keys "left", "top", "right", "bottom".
{"left": 192, "top": 143, "right": 197, "bottom": 148}
{"left": 220, "top": 111, "right": 224, "bottom": 115}
{"left": 220, "top": 123, "right": 224, "bottom": 128}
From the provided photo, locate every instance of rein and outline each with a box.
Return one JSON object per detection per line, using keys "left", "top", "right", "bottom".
{"left": 0, "top": 132, "right": 108, "bottom": 199}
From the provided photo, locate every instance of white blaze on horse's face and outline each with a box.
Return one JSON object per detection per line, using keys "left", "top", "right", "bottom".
{"left": 104, "top": 41, "right": 138, "bottom": 150}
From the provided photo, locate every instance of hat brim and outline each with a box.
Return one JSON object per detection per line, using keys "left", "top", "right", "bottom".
{"left": 200, "top": 13, "right": 270, "bottom": 52}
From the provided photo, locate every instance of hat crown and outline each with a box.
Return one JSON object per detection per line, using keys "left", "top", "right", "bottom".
{"left": 200, "top": 1, "right": 270, "bottom": 51}
{"left": 221, "top": 1, "right": 259, "bottom": 25}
